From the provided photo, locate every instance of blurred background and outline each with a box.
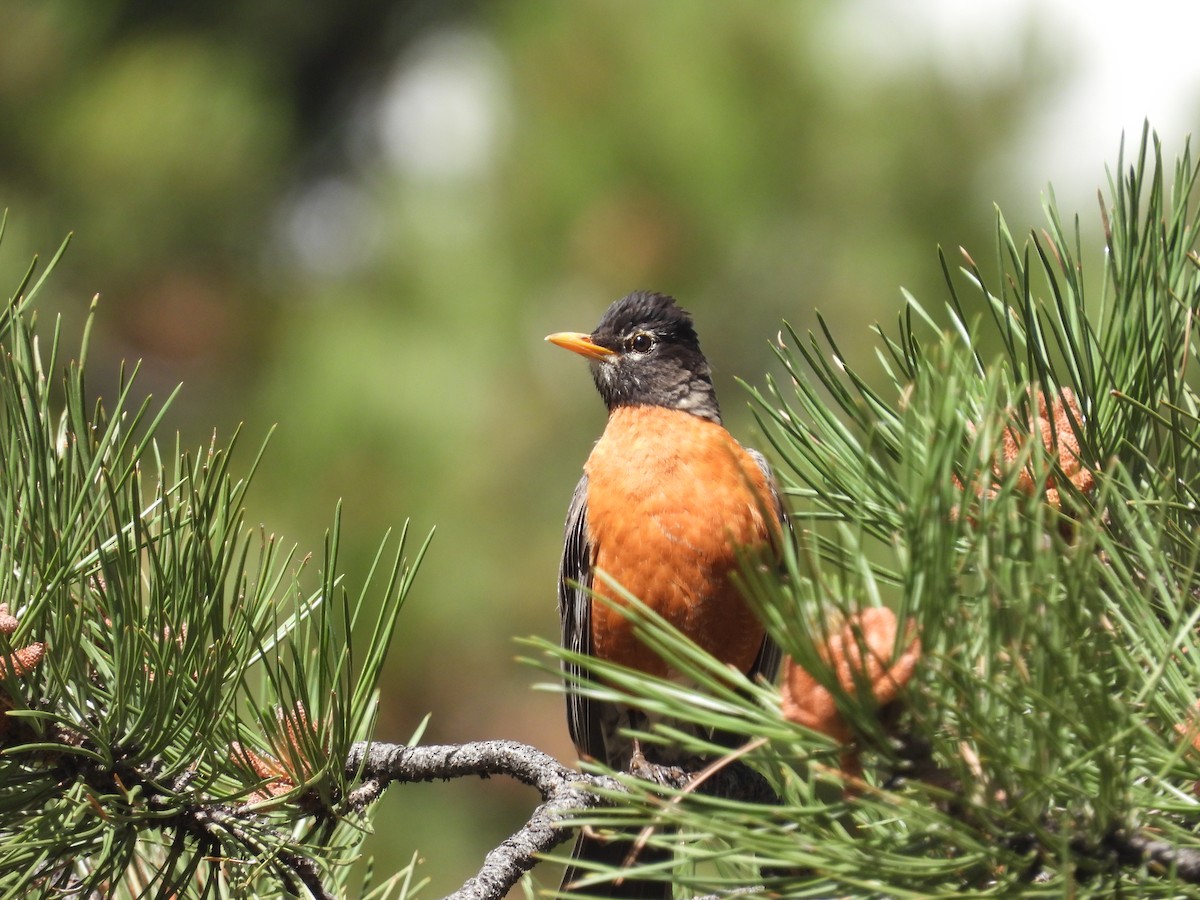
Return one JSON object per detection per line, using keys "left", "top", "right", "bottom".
{"left": 1, "top": 0, "right": 1198, "bottom": 893}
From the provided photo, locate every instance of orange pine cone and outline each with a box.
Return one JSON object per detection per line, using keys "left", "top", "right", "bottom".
{"left": 780, "top": 607, "right": 920, "bottom": 744}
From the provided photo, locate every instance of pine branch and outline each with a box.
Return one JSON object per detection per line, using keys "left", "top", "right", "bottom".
{"left": 335, "top": 733, "right": 1200, "bottom": 897}
{"left": 0, "top": 238, "right": 427, "bottom": 897}
{"left": 343, "top": 739, "right": 781, "bottom": 900}
{"left": 172, "top": 804, "right": 338, "bottom": 900}
{"left": 512, "top": 129, "right": 1200, "bottom": 898}
{"left": 348, "top": 740, "right": 607, "bottom": 900}
{"left": 1107, "top": 831, "right": 1200, "bottom": 883}
{"left": 4, "top": 127, "right": 1200, "bottom": 897}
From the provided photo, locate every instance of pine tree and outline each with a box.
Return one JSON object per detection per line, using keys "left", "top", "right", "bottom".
{"left": 3, "top": 127, "right": 1200, "bottom": 899}
{"left": 0, "top": 224, "right": 429, "bottom": 897}
{"left": 535, "top": 128, "right": 1200, "bottom": 897}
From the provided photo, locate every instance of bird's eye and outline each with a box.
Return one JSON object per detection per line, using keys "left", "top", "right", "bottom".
{"left": 628, "top": 332, "right": 655, "bottom": 353}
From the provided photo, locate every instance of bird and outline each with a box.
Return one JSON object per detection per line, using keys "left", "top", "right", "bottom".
{"left": 546, "top": 290, "right": 786, "bottom": 898}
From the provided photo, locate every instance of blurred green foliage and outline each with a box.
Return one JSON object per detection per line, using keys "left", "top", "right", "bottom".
{"left": 0, "top": 0, "right": 1059, "bottom": 893}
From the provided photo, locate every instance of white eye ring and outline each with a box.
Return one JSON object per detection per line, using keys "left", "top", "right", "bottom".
{"left": 628, "top": 332, "right": 654, "bottom": 353}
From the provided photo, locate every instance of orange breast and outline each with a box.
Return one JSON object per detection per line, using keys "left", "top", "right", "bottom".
{"left": 584, "top": 406, "right": 777, "bottom": 679}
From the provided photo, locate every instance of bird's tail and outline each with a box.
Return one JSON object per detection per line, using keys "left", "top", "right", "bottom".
{"left": 558, "top": 828, "right": 673, "bottom": 899}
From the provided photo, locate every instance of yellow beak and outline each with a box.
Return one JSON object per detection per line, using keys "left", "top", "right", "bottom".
{"left": 545, "top": 331, "right": 617, "bottom": 360}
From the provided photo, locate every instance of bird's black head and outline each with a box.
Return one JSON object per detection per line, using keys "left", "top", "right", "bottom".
{"left": 546, "top": 291, "right": 722, "bottom": 423}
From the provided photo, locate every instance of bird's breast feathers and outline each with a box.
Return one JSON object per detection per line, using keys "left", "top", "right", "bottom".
{"left": 582, "top": 406, "right": 775, "bottom": 676}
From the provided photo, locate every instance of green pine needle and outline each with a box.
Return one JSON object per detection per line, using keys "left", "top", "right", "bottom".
{"left": 539, "top": 127, "right": 1200, "bottom": 897}
{"left": 0, "top": 238, "right": 429, "bottom": 897}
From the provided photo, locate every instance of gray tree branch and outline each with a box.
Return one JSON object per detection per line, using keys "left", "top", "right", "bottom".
{"left": 344, "top": 740, "right": 619, "bottom": 900}
{"left": 340, "top": 739, "right": 1200, "bottom": 899}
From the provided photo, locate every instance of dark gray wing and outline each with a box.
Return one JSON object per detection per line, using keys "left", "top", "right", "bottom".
{"left": 560, "top": 473, "right": 605, "bottom": 761}
{"left": 745, "top": 447, "right": 791, "bottom": 685}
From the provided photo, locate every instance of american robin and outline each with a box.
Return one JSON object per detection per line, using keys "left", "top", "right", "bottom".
{"left": 546, "top": 291, "right": 785, "bottom": 898}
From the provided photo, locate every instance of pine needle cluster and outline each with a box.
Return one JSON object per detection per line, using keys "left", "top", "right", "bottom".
{"left": 540, "top": 129, "right": 1200, "bottom": 897}
{"left": 2, "top": 127, "right": 1199, "bottom": 899}
{"left": 0, "top": 224, "right": 429, "bottom": 897}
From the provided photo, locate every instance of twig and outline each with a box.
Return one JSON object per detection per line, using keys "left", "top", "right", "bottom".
{"left": 345, "top": 739, "right": 597, "bottom": 796}
{"left": 1106, "top": 830, "right": 1200, "bottom": 883}
{"left": 341, "top": 739, "right": 779, "bottom": 900}
{"left": 345, "top": 740, "right": 619, "bottom": 900}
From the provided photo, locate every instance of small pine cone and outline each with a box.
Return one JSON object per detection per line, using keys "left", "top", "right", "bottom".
{"left": 0, "top": 641, "right": 44, "bottom": 677}
{"left": 958, "top": 386, "right": 1096, "bottom": 511}
{"left": 780, "top": 607, "right": 920, "bottom": 743}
